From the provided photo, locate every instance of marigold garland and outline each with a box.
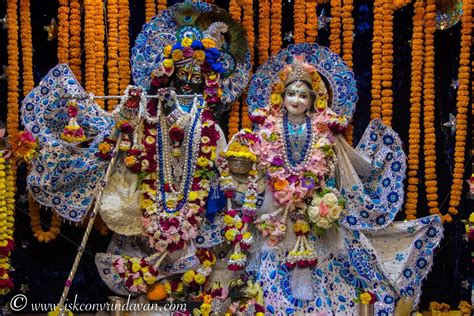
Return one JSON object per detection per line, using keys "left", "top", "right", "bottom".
{"left": 229, "top": 101, "right": 240, "bottom": 138}
{"left": 118, "top": 0, "right": 131, "bottom": 93}
{"left": 29, "top": 195, "right": 61, "bottom": 243}
{"left": 107, "top": 0, "right": 120, "bottom": 110}
{"left": 157, "top": 0, "right": 167, "bottom": 12}
{"left": 95, "top": 0, "right": 106, "bottom": 108}
{"left": 69, "top": 0, "right": 82, "bottom": 82}
{"left": 57, "top": 0, "right": 69, "bottom": 64}
{"left": 369, "top": 0, "right": 384, "bottom": 120}
{"left": 294, "top": 0, "right": 306, "bottom": 43}
{"left": 329, "top": 0, "right": 342, "bottom": 54}
{"left": 404, "top": 0, "right": 425, "bottom": 220}
{"left": 422, "top": 0, "right": 444, "bottom": 220}
{"left": 270, "top": 0, "right": 282, "bottom": 55}
{"left": 229, "top": 0, "right": 242, "bottom": 21}
{"left": 341, "top": 0, "right": 354, "bottom": 68}
{"left": 258, "top": 0, "right": 270, "bottom": 64}
{"left": 145, "top": 0, "right": 156, "bottom": 22}
{"left": 84, "top": 0, "right": 97, "bottom": 93}
{"left": 242, "top": 0, "right": 255, "bottom": 65}
{"left": 241, "top": 94, "right": 252, "bottom": 129}
{"left": 448, "top": 0, "right": 472, "bottom": 218}
{"left": 6, "top": 0, "right": 19, "bottom": 137}
{"left": 305, "top": 0, "right": 318, "bottom": 42}
{"left": 380, "top": 0, "right": 394, "bottom": 126}
{"left": 20, "top": 0, "right": 34, "bottom": 95}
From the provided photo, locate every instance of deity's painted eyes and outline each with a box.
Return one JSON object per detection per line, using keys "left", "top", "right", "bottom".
{"left": 191, "top": 73, "right": 203, "bottom": 84}
{"left": 177, "top": 69, "right": 188, "bottom": 80}
{"left": 286, "top": 89, "right": 310, "bottom": 100}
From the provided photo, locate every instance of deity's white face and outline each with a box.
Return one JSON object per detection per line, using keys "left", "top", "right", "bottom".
{"left": 283, "top": 81, "right": 312, "bottom": 118}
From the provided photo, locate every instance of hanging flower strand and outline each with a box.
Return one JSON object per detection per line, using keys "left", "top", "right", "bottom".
{"left": 404, "top": 0, "right": 425, "bottom": 220}
{"left": 57, "top": 0, "right": 69, "bottom": 64}
{"left": 145, "top": 0, "right": 156, "bottom": 22}
{"left": 294, "top": 0, "right": 306, "bottom": 43}
{"left": 20, "top": 0, "right": 34, "bottom": 94}
{"left": 242, "top": 0, "right": 255, "bottom": 65}
{"left": 0, "top": 155, "right": 14, "bottom": 295}
{"left": 95, "top": 0, "right": 106, "bottom": 108}
{"left": 107, "top": 0, "right": 120, "bottom": 110}
{"left": 258, "top": 0, "right": 270, "bottom": 64}
{"left": 270, "top": 0, "right": 282, "bottom": 55}
{"left": 6, "top": 0, "right": 19, "bottom": 136}
{"left": 370, "top": 0, "right": 384, "bottom": 120}
{"left": 448, "top": 0, "right": 472, "bottom": 218}
{"left": 305, "top": 0, "right": 318, "bottom": 42}
{"left": 380, "top": 0, "right": 394, "bottom": 126}
{"left": 341, "top": 0, "right": 354, "bottom": 68}
{"left": 118, "top": 0, "right": 131, "bottom": 93}
{"left": 329, "top": 0, "right": 342, "bottom": 54}
{"left": 84, "top": 0, "right": 97, "bottom": 93}
{"left": 69, "top": 0, "right": 82, "bottom": 82}
{"left": 157, "top": 0, "right": 167, "bottom": 13}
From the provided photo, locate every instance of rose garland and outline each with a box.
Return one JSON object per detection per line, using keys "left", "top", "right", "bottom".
{"left": 145, "top": 0, "right": 156, "bottom": 22}
{"left": 404, "top": 0, "right": 425, "bottom": 220}
{"left": 157, "top": 0, "right": 167, "bottom": 12}
{"left": 29, "top": 195, "right": 61, "bottom": 243}
{"left": 370, "top": 0, "right": 384, "bottom": 120}
{"left": 107, "top": 0, "right": 120, "bottom": 110}
{"left": 95, "top": 0, "right": 106, "bottom": 108}
{"left": 329, "top": 0, "right": 342, "bottom": 54}
{"left": 422, "top": 0, "right": 443, "bottom": 219}
{"left": 118, "top": 0, "right": 131, "bottom": 93}
{"left": 0, "top": 155, "right": 14, "bottom": 295}
{"left": 270, "top": 0, "right": 282, "bottom": 55}
{"left": 294, "top": 0, "right": 306, "bottom": 43}
{"left": 448, "top": 0, "right": 472, "bottom": 218}
{"left": 84, "top": 0, "right": 97, "bottom": 93}
{"left": 69, "top": 0, "right": 82, "bottom": 82}
{"left": 242, "top": 0, "right": 255, "bottom": 65}
{"left": 305, "top": 0, "right": 318, "bottom": 42}
{"left": 258, "top": 0, "right": 270, "bottom": 64}
{"left": 7, "top": 0, "right": 19, "bottom": 136}
{"left": 381, "top": 0, "right": 394, "bottom": 126}
{"left": 57, "top": 0, "right": 69, "bottom": 64}
{"left": 20, "top": 0, "right": 34, "bottom": 94}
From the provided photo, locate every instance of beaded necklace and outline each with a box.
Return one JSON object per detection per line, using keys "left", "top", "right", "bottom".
{"left": 281, "top": 112, "right": 314, "bottom": 173}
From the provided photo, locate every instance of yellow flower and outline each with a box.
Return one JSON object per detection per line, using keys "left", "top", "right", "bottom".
{"left": 166, "top": 199, "right": 177, "bottom": 209}
{"left": 360, "top": 292, "right": 372, "bottom": 304}
{"left": 181, "top": 37, "right": 193, "bottom": 47}
{"left": 163, "top": 58, "right": 174, "bottom": 68}
{"left": 270, "top": 93, "right": 282, "bottom": 105}
{"left": 243, "top": 232, "right": 251, "bottom": 240}
{"left": 98, "top": 142, "right": 111, "bottom": 154}
{"left": 164, "top": 282, "right": 172, "bottom": 294}
{"left": 273, "top": 82, "right": 285, "bottom": 93}
{"left": 131, "top": 262, "right": 141, "bottom": 273}
{"left": 203, "top": 294, "right": 212, "bottom": 304}
{"left": 172, "top": 50, "right": 184, "bottom": 61}
{"left": 193, "top": 50, "right": 205, "bottom": 64}
{"left": 125, "top": 155, "right": 137, "bottom": 166}
{"left": 200, "top": 303, "right": 212, "bottom": 315}
{"left": 188, "top": 191, "right": 199, "bottom": 202}
{"left": 316, "top": 98, "right": 327, "bottom": 110}
{"left": 225, "top": 229, "right": 237, "bottom": 241}
{"left": 273, "top": 179, "right": 288, "bottom": 191}
{"left": 194, "top": 273, "right": 206, "bottom": 285}
{"left": 202, "top": 260, "right": 212, "bottom": 268}
{"left": 207, "top": 72, "right": 217, "bottom": 81}
{"left": 163, "top": 45, "right": 172, "bottom": 57}
{"left": 201, "top": 145, "right": 211, "bottom": 153}
{"left": 197, "top": 157, "right": 210, "bottom": 168}
{"left": 141, "top": 199, "right": 153, "bottom": 210}
{"left": 469, "top": 213, "right": 474, "bottom": 223}
{"left": 235, "top": 220, "right": 243, "bottom": 229}
{"left": 201, "top": 38, "right": 216, "bottom": 49}
{"left": 223, "top": 215, "right": 234, "bottom": 225}
{"left": 176, "top": 282, "right": 184, "bottom": 293}
{"left": 143, "top": 274, "right": 156, "bottom": 284}
{"left": 182, "top": 270, "right": 195, "bottom": 284}
{"left": 210, "top": 151, "right": 216, "bottom": 161}
{"left": 201, "top": 136, "right": 210, "bottom": 144}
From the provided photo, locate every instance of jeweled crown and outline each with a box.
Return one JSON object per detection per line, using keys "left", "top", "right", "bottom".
{"left": 284, "top": 60, "right": 313, "bottom": 87}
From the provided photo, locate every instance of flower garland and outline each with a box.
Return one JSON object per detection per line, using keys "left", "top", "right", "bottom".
{"left": 57, "top": 0, "right": 69, "bottom": 64}
{"left": 118, "top": 0, "right": 131, "bottom": 93}
{"left": 228, "top": 101, "right": 240, "bottom": 138}
{"left": 6, "top": 0, "right": 19, "bottom": 136}
{"left": 380, "top": 0, "right": 394, "bottom": 126}
{"left": 258, "top": 0, "right": 270, "bottom": 64}
{"left": 404, "top": 0, "right": 425, "bottom": 220}
{"left": 157, "top": 0, "right": 167, "bottom": 12}
{"left": 294, "top": 0, "right": 306, "bottom": 43}
{"left": 29, "top": 195, "right": 61, "bottom": 243}
{"left": 448, "top": 0, "right": 472, "bottom": 218}
{"left": 95, "top": 0, "right": 106, "bottom": 108}
{"left": 0, "top": 155, "right": 14, "bottom": 295}
{"left": 341, "top": 0, "right": 354, "bottom": 68}
{"left": 241, "top": 95, "right": 252, "bottom": 129}
{"left": 69, "top": 0, "right": 82, "bottom": 82}
{"left": 229, "top": 0, "right": 242, "bottom": 21}
{"left": 112, "top": 255, "right": 159, "bottom": 293}
{"left": 242, "top": 0, "right": 255, "bottom": 65}
{"left": 370, "top": 0, "right": 384, "bottom": 120}
{"left": 145, "top": 0, "right": 156, "bottom": 22}
{"left": 84, "top": 0, "right": 97, "bottom": 93}
{"left": 305, "top": 0, "right": 318, "bottom": 42}
{"left": 270, "top": 0, "right": 282, "bottom": 55}
{"left": 329, "top": 0, "right": 342, "bottom": 54}
{"left": 20, "top": 0, "right": 34, "bottom": 94}
{"left": 107, "top": 0, "right": 120, "bottom": 110}
{"left": 422, "top": 0, "right": 444, "bottom": 220}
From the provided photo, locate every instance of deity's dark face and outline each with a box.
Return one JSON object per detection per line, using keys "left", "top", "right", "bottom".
{"left": 172, "top": 62, "right": 205, "bottom": 95}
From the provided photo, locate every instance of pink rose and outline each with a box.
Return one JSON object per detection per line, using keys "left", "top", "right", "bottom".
{"left": 320, "top": 202, "right": 329, "bottom": 217}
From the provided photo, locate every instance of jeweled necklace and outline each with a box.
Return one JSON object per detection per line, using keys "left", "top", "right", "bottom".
{"left": 282, "top": 112, "right": 313, "bottom": 172}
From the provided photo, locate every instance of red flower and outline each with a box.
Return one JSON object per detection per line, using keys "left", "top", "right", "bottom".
{"left": 120, "top": 123, "right": 134, "bottom": 134}
{"left": 125, "top": 276, "right": 134, "bottom": 288}
{"left": 169, "top": 126, "right": 184, "bottom": 142}
{"left": 68, "top": 105, "right": 78, "bottom": 117}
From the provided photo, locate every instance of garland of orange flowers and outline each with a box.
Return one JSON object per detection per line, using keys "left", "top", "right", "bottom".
{"left": 393, "top": 0, "right": 412, "bottom": 10}
{"left": 229, "top": 101, "right": 240, "bottom": 138}
{"left": 157, "top": 0, "right": 167, "bottom": 12}
{"left": 294, "top": 0, "right": 306, "bottom": 43}
{"left": 242, "top": 0, "right": 255, "bottom": 65}
{"left": 6, "top": 0, "right": 19, "bottom": 137}
{"left": 448, "top": 0, "right": 472, "bottom": 218}
{"left": 404, "top": 0, "right": 425, "bottom": 220}
{"left": 380, "top": 0, "right": 394, "bottom": 126}
{"left": 341, "top": 0, "right": 354, "bottom": 68}
{"left": 305, "top": 0, "right": 318, "bottom": 42}
{"left": 20, "top": 0, "right": 34, "bottom": 95}
{"left": 95, "top": 0, "right": 106, "bottom": 108}
{"left": 118, "top": 0, "right": 131, "bottom": 93}
{"left": 84, "top": 0, "right": 97, "bottom": 93}
{"left": 29, "top": 195, "right": 61, "bottom": 243}
{"left": 69, "top": 0, "right": 82, "bottom": 82}
{"left": 422, "top": 0, "right": 445, "bottom": 220}
{"left": 107, "top": 0, "right": 120, "bottom": 110}
{"left": 329, "top": 0, "right": 342, "bottom": 54}
{"left": 258, "top": 0, "right": 270, "bottom": 64}
{"left": 270, "top": 0, "right": 282, "bottom": 55}
{"left": 369, "top": 0, "right": 384, "bottom": 120}
{"left": 57, "top": 0, "right": 69, "bottom": 64}
{"left": 145, "top": 0, "right": 156, "bottom": 21}
{"left": 241, "top": 94, "right": 252, "bottom": 129}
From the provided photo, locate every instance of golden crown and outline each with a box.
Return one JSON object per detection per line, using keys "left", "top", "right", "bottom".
{"left": 284, "top": 60, "right": 313, "bottom": 87}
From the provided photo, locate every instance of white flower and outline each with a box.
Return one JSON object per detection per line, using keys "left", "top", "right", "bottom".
{"left": 316, "top": 217, "right": 331, "bottom": 230}
{"left": 307, "top": 205, "right": 321, "bottom": 223}
{"left": 311, "top": 196, "right": 322, "bottom": 206}
{"left": 322, "top": 192, "right": 338, "bottom": 206}
{"left": 328, "top": 205, "right": 342, "bottom": 220}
